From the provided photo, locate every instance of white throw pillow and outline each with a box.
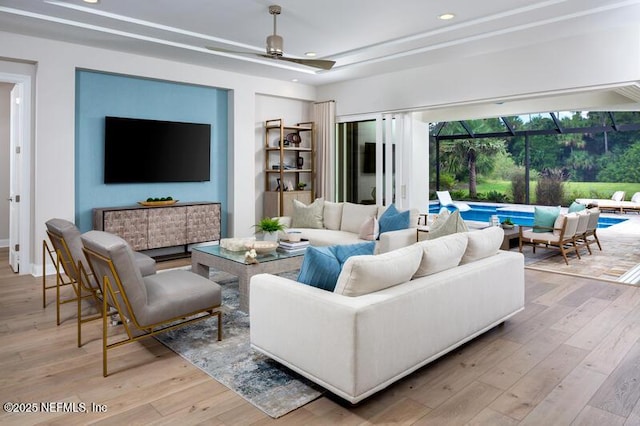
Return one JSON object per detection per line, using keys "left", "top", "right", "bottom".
{"left": 460, "top": 226, "right": 504, "bottom": 264}
{"left": 334, "top": 244, "right": 423, "bottom": 297}
{"left": 323, "top": 201, "right": 344, "bottom": 230}
{"left": 340, "top": 203, "right": 379, "bottom": 234}
{"left": 358, "top": 216, "right": 379, "bottom": 241}
{"left": 291, "top": 198, "right": 324, "bottom": 229}
{"left": 414, "top": 232, "right": 468, "bottom": 277}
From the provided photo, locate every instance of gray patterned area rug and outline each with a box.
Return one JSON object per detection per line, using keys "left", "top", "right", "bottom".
{"left": 155, "top": 270, "right": 324, "bottom": 418}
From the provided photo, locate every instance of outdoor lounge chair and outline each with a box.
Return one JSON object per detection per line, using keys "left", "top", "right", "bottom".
{"left": 436, "top": 190, "right": 471, "bottom": 212}
{"left": 81, "top": 230, "right": 223, "bottom": 376}
{"left": 576, "top": 191, "right": 625, "bottom": 213}
{"left": 622, "top": 192, "right": 640, "bottom": 213}
{"left": 519, "top": 213, "right": 580, "bottom": 265}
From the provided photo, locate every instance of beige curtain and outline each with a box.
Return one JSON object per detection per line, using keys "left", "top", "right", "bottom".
{"left": 312, "top": 100, "right": 336, "bottom": 201}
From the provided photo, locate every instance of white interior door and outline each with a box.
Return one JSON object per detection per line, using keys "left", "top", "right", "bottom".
{"left": 8, "top": 83, "right": 21, "bottom": 272}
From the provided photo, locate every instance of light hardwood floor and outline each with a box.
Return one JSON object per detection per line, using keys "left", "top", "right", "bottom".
{"left": 2, "top": 248, "right": 640, "bottom": 425}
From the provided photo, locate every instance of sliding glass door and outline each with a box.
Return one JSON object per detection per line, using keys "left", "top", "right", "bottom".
{"left": 335, "top": 113, "right": 430, "bottom": 213}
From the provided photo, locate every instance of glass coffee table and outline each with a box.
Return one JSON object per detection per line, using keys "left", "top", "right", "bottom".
{"left": 191, "top": 245, "right": 305, "bottom": 313}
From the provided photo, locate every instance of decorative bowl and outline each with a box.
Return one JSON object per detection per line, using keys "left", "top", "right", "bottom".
{"left": 220, "top": 238, "right": 255, "bottom": 252}
{"left": 285, "top": 231, "right": 302, "bottom": 242}
{"left": 245, "top": 241, "right": 278, "bottom": 254}
{"left": 501, "top": 223, "right": 515, "bottom": 229}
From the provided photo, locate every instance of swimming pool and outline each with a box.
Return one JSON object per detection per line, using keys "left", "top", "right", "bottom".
{"left": 429, "top": 203, "right": 627, "bottom": 229}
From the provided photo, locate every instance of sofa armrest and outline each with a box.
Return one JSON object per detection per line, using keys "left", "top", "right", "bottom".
{"left": 377, "top": 228, "right": 418, "bottom": 253}
{"left": 250, "top": 274, "right": 363, "bottom": 398}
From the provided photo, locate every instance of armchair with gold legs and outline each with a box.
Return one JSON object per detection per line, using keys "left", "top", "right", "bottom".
{"left": 43, "top": 219, "right": 84, "bottom": 326}
{"left": 81, "top": 230, "right": 223, "bottom": 377}
{"left": 43, "top": 219, "right": 157, "bottom": 348}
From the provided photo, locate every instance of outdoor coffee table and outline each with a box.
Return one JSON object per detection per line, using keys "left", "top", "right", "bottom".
{"left": 191, "top": 245, "right": 305, "bottom": 313}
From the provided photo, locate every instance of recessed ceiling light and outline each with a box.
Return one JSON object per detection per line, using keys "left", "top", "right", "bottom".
{"left": 83, "top": 0, "right": 100, "bottom": 3}
{"left": 304, "top": 52, "right": 317, "bottom": 57}
{"left": 438, "top": 13, "right": 455, "bottom": 20}
{"left": 291, "top": 78, "right": 299, "bottom": 82}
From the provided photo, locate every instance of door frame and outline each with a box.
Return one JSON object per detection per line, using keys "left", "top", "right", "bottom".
{"left": 2, "top": 71, "right": 32, "bottom": 275}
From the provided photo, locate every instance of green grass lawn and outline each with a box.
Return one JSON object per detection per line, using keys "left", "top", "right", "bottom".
{"left": 458, "top": 180, "right": 640, "bottom": 203}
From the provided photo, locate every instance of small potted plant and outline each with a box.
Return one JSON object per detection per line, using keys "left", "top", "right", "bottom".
{"left": 254, "top": 217, "right": 286, "bottom": 242}
{"left": 501, "top": 218, "right": 515, "bottom": 229}
{"left": 297, "top": 182, "right": 307, "bottom": 190}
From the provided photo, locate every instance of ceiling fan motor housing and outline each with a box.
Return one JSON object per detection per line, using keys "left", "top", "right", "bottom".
{"left": 266, "top": 34, "right": 283, "bottom": 56}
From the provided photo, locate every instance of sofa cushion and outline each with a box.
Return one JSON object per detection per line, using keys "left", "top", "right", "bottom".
{"left": 297, "top": 242, "right": 376, "bottom": 291}
{"left": 414, "top": 232, "right": 468, "bottom": 277}
{"left": 358, "top": 215, "right": 379, "bottom": 241}
{"left": 334, "top": 244, "right": 423, "bottom": 297}
{"left": 340, "top": 203, "right": 378, "bottom": 234}
{"left": 292, "top": 198, "right": 324, "bottom": 229}
{"left": 295, "top": 229, "right": 363, "bottom": 246}
{"left": 533, "top": 205, "right": 560, "bottom": 232}
{"left": 323, "top": 201, "right": 343, "bottom": 230}
{"left": 377, "top": 203, "right": 410, "bottom": 235}
{"left": 460, "top": 226, "right": 504, "bottom": 264}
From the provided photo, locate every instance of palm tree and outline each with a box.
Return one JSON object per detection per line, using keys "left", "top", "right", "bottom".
{"left": 439, "top": 119, "right": 506, "bottom": 198}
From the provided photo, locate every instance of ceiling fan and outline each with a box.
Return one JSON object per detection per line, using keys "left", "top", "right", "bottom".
{"left": 207, "top": 5, "right": 335, "bottom": 70}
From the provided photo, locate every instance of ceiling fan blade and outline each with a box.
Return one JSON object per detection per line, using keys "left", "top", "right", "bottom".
{"left": 274, "top": 56, "right": 336, "bottom": 70}
{"left": 206, "top": 46, "right": 258, "bottom": 55}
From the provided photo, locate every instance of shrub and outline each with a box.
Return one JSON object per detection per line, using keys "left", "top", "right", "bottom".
{"left": 486, "top": 190, "right": 509, "bottom": 203}
{"left": 438, "top": 172, "right": 457, "bottom": 191}
{"left": 510, "top": 169, "right": 527, "bottom": 204}
{"left": 451, "top": 189, "right": 468, "bottom": 200}
{"left": 536, "top": 168, "right": 566, "bottom": 206}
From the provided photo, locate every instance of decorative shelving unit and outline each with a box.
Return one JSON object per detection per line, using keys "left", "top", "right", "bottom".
{"left": 263, "top": 118, "right": 315, "bottom": 217}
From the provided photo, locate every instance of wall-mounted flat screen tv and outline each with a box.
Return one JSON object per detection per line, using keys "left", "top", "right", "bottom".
{"left": 104, "top": 116, "right": 211, "bottom": 183}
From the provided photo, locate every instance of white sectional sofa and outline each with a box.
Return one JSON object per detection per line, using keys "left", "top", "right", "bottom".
{"left": 277, "top": 200, "right": 419, "bottom": 253}
{"left": 250, "top": 227, "right": 525, "bottom": 403}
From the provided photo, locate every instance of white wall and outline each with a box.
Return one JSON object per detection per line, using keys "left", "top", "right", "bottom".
{"left": 0, "top": 83, "right": 12, "bottom": 245}
{"left": 318, "top": 26, "right": 640, "bottom": 118}
{"left": 0, "top": 31, "right": 317, "bottom": 274}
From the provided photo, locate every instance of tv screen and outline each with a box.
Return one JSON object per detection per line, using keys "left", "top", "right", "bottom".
{"left": 104, "top": 116, "right": 211, "bottom": 183}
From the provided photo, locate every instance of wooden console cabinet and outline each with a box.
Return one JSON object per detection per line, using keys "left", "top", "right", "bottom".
{"left": 93, "top": 202, "right": 221, "bottom": 252}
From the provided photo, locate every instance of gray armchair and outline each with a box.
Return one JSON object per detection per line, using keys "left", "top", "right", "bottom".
{"left": 80, "top": 230, "right": 222, "bottom": 377}
{"left": 44, "top": 218, "right": 156, "bottom": 346}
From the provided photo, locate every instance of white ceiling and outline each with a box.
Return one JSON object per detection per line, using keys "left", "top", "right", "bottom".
{"left": 1, "top": 0, "right": 639, "bottom": 87}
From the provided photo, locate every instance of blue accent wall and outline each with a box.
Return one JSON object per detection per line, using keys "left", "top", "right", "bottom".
{"left": 75, "top": 70, "right": 228, "bottom": 235}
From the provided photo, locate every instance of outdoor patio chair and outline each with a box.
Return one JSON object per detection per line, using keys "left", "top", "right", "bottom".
{"left": 573, "top": 211, "right": 591, "bottom": 256}
{"left": 44, "top": 218, "right": 157, "bottom": 346}
{"left": 436, "top": 190, "right": 471, "bottom": 212}
{"left": 81, "top": 230, "right": 223, "bottom": 377}
{"left": 584, "top": 208, "right": 602, "bottom": 251}
{"left": 518, "top": 213, "right": 580, "bottom": 265}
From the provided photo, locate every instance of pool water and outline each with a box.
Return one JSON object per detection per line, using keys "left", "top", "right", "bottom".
{"left": 429, "top": 203, "right": 627, "bottom": 229}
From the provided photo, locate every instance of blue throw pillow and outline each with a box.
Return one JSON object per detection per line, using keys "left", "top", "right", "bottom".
{"left": 297, "top": 242, "right": 375, "bottom": 291}
{"left": 378, "top": 204, "right": 410, "bottom": 235}
{"left": 533, "top": 206, "right": 560, "bottom": 232}
{"left": 568, "top": 201, "right": 586, "bottom": 213}
{"left": 297, "top": 246, "right": 341, "bottom": 291}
